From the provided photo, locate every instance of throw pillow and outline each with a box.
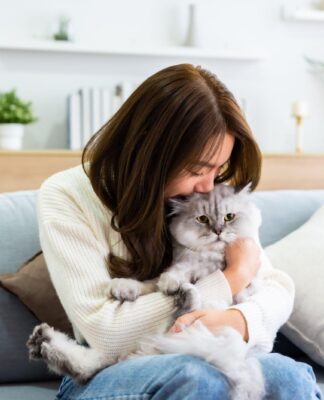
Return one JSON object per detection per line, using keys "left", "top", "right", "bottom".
{"left": 0, "top": 251, "right": 73, "bottom": 337}
{"left": 265, "top": 204, "right": 324, "bottom": 367}
{"left": 0, "top": 288, "right": 59, "bottom": 383}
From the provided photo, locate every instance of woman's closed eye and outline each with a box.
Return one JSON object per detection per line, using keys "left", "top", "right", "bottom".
{"left": 191, "top": 171, "right": 204, "bottom": 177}
{"left": 189, "top": 168, "right": 219, "bottom": 178}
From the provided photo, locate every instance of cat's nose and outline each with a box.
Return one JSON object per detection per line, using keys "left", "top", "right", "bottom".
{"left": 213, "top": 227, "right": 222, "bottom": 235}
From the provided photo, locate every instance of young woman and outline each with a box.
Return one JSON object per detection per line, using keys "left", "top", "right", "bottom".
{"left": 38, "top": 64, "right": 322, "bottom": 399}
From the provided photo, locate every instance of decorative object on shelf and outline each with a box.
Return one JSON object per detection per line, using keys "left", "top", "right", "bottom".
{"left": 291, "top": 100, "right": 309, "bottom": 154}
{"left": 0, "top": 90, "right": 37, "bottom": 150}
{"left": 184, "top": 3, "right": 202, "bottom": 47}
{"left": 67, "top": 82, "right": 138, "bottom": 150}
{"left": 111, "top": 84, "right": 123, "bottom": 115}
{"left": 53, "top": 15, "right": 73, "bottom": 41}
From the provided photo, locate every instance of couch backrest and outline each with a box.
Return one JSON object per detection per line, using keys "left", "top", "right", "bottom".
{"left": 1, "top": 189, "right": 324, "bottom": 274}
{"left": 0, "top": 190, "right": 40, "bottom": 274}
{"left": 252, "top": 190, "right": 324, "bottom": 247}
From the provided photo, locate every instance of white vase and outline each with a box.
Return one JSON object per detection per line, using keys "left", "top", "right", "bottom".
{"left": 0, "top": 123, "right": 25, "bottom": 150}
{"left": 184, "top": 3, "right": 202, "bottom": 47}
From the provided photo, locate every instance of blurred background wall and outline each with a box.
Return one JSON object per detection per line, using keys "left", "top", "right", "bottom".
{"left": 0, "top": 0, "right": 323, "bottom": 152}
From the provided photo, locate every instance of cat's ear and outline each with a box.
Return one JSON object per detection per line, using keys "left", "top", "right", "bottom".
{"left": 235, "top": 182, "right": 252, "bottom": 195}
{"left": 166, "top": 197, "right": 189, "bottom": 217}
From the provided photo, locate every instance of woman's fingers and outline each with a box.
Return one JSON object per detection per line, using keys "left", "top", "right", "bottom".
{"left": 168, "top": 310, "right": 205, "bottom": 333}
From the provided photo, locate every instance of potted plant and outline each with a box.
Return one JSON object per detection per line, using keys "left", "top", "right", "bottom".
{"left": 53, "top": 15, "right": 72, "bottom": 41}
{"left": 0, "top": 89, "right": 37, "bottom": 150}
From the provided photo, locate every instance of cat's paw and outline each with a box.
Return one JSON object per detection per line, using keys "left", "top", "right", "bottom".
{"left": 106, "top": 278, "right": 142, "bottom": 301}
{"left": 27, "top": 323, "right": 81, "bottom": 380}
{"left": 157, "top": 273, "right": 186, "bottom": 295}
{"left": 173, "top": 283, "right": 202, "bottom": 318}
{"left": 26, "top": 323, "right": 53, "bottom": 360}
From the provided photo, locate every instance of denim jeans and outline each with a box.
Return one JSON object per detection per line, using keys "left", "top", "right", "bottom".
{"left": 55, "top": 353, "right": 323, "bottom": 400}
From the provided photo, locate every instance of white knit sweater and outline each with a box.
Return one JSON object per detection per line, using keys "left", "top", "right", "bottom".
{"left": 37, "top": 164, "right": 295, "bottom": 362}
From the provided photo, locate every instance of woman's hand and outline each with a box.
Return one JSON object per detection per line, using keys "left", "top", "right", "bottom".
{"left": 169, "top": 308, "right": 249, "bottom": 342}
{"left": 223, "top": 237, "right": 261, "bottom": 295}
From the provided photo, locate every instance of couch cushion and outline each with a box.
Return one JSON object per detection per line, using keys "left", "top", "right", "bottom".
{"left": 0, "top": 380, "right": 60, "bottom": 400}
{"left": 0, "top": 251, "right": 73, "bottom": 336}
{"left": 252, "top": 190, "right": 324, "bottom": 247}
{"left": 0, "top": 191, "right": 40, "bottom": 274}
{"left": 0, "top": 288, "right": 58, "bottom": 383}
{"left": 265, "top": 205, "right": 324, "bottom": 367}
{"left": 0, "top": 190, "right": 65, "bottom": 384}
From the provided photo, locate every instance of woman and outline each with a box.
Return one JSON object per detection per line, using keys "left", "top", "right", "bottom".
{"left": 38, "top": 64, "right": 322, "bottom": 399}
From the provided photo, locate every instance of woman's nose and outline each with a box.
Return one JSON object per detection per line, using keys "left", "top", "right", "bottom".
{"left": 194, "top": 176, "right": 215, "bottom": 193}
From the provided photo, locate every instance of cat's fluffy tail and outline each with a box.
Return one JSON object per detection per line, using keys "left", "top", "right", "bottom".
{"left": 134, "top": 320, "right": 266, "bottom": 400}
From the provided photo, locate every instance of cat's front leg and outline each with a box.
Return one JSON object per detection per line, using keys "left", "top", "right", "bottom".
{"left": 172, "top": 282, "right": 203, "bottom": 318}
{"left": 106, "top": 277, "right": 158, "bottom": 302}
{"left": 157, "top": 268, "right": 189, "bottom": 295}
{"left": 27, "top": 323, "right": 111, "bottom": 384}
{"left": 157, "top": 269, "right": 202, "bottom": 318}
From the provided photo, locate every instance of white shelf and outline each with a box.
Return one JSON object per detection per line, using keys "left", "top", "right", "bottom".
{"left": 282, "top": 6, "right": 324, "bottom": 22}
{"left": 0, "top": 39, "right": 267, "bottom": 61}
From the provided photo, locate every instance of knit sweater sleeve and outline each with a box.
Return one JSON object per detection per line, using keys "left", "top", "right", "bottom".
{"left": 228, "top": 252, "right": 295, "bottom": 353}
{"left": 37, "top": 176, "right": 233, "bottom": 362}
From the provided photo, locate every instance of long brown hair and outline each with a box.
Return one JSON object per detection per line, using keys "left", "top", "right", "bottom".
{"left": 82, "top": 64, "right": 261, "bottom": 281}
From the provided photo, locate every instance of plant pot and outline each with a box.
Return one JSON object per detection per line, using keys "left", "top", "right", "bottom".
{"left": 0, "top": 123, "right": 25, "bottom": 150}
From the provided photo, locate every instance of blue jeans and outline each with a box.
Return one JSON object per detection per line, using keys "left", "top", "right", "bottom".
{"left": 55, "top": 353, "right": 323, "bottom": 400}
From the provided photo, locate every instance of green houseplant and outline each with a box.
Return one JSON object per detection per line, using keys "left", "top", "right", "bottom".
{"left": 0, "top": 89, "right": 37, "bottom": 150}
{"left": 53, "top": 15, "right": 72, "bottom": 41}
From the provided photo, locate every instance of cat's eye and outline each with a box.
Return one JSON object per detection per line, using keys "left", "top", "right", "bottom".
{"left": 224, "top": 213, "right": 235, "bottom": 222}
{"left": 196, "top": 215, "right": 209, "bottom": 224}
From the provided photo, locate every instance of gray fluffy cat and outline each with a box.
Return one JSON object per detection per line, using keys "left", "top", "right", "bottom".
{"left": 27, "top": 183, "right": 269, "bottom": 400}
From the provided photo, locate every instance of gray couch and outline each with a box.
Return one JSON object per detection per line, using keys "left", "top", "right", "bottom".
{"left": 1, "top": 189, "right": 324, "bottom": 399}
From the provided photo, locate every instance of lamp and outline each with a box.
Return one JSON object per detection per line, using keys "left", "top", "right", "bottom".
{"left": 291, "top": 101, "right": 309, "bottom": 153}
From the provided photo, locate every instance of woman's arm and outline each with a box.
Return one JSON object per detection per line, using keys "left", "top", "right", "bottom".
{"left": 223, "top": 237, "right": 263, "bottom": 296}
{"left": 170, "top": 252, "right": 295, "bottom": 352}
{"left": 224, "top": 237, "right": 295, "bottom": 350}
{"left": 227, "top": 252, "right": 295, "bottom": 351}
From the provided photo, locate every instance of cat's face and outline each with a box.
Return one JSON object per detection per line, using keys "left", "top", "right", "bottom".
{"left": 167, "top": 183, "right": 261, "bottom": 250}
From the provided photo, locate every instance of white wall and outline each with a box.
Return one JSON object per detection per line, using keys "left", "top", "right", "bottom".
{"left": 0, "top": 0, "right": 324, "bottom": 152}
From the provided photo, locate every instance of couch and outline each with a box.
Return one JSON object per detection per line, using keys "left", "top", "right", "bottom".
{"left": 0, "top": 188, "right": 324, "bottom": 399}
